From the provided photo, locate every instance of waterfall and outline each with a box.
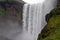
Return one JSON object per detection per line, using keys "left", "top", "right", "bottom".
{"left": 23, "top": 4, "right": 29, "bottom": 32}
{"left": 28, "top": 4, "right": 43, "bottom": 40}
{"left": 22, "top": 0, "right": 57, "bottom": 40}
{"left": 23, "top": 3, "right": 46, "bottom": 40}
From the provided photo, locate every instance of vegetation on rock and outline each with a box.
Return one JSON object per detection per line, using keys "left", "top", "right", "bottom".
{"left": 46, "top": 4, "right": 60, "bottom": 22}
{"left": 37, "top": 4, "right": 60, "bottom": 40}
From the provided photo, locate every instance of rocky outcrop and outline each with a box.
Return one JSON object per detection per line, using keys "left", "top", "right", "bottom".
{"left": 0, "top": 1, "right": 24, "bottom": 24}
{"left": 0, "top": 1, "right": 24, "bottom": 40}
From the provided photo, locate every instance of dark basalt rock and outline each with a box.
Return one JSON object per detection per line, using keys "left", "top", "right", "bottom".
{"left": 0, "top": 1, "right": 24, "bottom": 16}
{"left": 0, "top": 1, "right": 25, "bottom": 40}
{"left": 0, "top": 1, "right": 25, "bottom": 26}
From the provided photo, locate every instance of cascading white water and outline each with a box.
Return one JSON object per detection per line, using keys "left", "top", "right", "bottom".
{"left": 23, "top": 4, "right": 29, "bottom": 32}
{"left": 22, "top": 0, "right": 57, "bottom": 40}
{"left": 22, "top": 4, "right": 34, "bottom": 40}
{"left": 28, "top": 4, "right": 44, "bottom": 40}
{"left": 23, "top": 3, "right": 46, "bottom": 40}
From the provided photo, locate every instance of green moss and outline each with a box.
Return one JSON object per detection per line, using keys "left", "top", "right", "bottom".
{"left": 38, "top": 15, "right": 60, "bottom": 40}
{"left": 38, "top": 4, "right": 60, "bottom": 40}
{"left": 0, "top": 6, "right": 6, "bottom": 16}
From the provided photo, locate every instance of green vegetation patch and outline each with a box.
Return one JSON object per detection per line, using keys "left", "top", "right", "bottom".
{"left": 38, "top": 4, "right": 60, "bottom": 40}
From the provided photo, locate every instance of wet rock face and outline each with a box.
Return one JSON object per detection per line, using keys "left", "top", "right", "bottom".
{"left": 5, "top": 4, "right": 18, "bottom": 16}
{"left": 0, "top": 1, "right": 24, "bottom": 16}
{"left": 5, "top": 2, "right": 24, "bottom": 16}
{"left": 0, "top": 1, "right": 24, "bottom": 23}
{"left": 0, "top": 1, "right": 24, "bottom": 40}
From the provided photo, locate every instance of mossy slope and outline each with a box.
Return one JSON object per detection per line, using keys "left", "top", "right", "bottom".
{"left": 38, "top": 4, "right": 60, "bottom": 40}
{"left": 38, "top": 15, "right": 60, "bottom": 40}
